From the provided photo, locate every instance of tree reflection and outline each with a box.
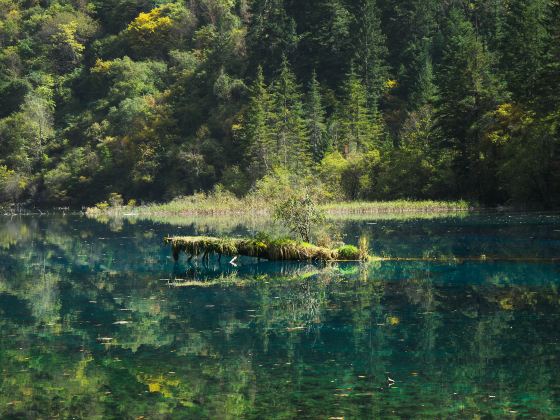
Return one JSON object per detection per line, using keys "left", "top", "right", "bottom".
{"left": 0, "top": 215, "right": 559, "bottom": 417}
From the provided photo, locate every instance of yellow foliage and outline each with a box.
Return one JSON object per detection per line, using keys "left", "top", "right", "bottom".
{"left": 387, "top": 316, "right": 400, "bottom": 326}
{"left": 92, "top": 58, "right": 113, "bottom": 74}
{"left": 7, "top": 8, "right": 20, "bottom": 20}
{"left": 58, "top": 21, "right": 85, "bottom": 54}
{"left": 385, "top": 79, "right": 398, "bottom": 89}
{"left": 148, "top": 382, "right": 161, "bottom": 393}
{"left": 137, "top": 374, "right": 180, "bottom": 397}
{"left": 496, "top": 103, "right": 512, "bottom": 118}
{"left": 75, "top": 355, "right": 93, "bottom": 386}
{"left": 499, "top": 298, "right": 514, "bottom": 310}
{"left": 128, "top": 7, "right": 173, "bottom": 37}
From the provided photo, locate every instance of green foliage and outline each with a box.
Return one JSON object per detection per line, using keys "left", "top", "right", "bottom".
{"left": 336, "top": 244, "right": 360, "bottom": 260}
{"left": 0, "top": 166, "right": 26, "bottom": 203}
{"left": 108, "top": 192, "right": 124, "bottom": 207}
{"left": 243, "top": 66, "right": 274, "bottom": 180}
{"left": 273, "top": 190, "right": 326, "bottom": 242}
{"left": 500, "top": 0, "right": 549, "bottom": 101}
{"left": 269, "top": 56, "right": 311, "bottom": 171}
{"left": 0, "top": 0, "right": 558, "bottom": 208}
{"left": 336, "top": 66, "right": 384, "bottom": 154}
{"left": 353, "top": 0, "right": 388, "bottom": 109}
{"left": 305, "top": 71, "right": 328, "bottom": 162}
{"left": 436, "top": 8, "right": 506, "bottom": 198}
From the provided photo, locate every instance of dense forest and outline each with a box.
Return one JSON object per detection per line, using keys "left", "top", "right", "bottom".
{"left": 0, "top": 0, "right": 559, "bottom": 207}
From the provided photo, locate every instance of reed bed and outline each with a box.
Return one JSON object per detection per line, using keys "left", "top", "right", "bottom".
{"left": 86, "top": 192, "right": 473, "bottom": 218}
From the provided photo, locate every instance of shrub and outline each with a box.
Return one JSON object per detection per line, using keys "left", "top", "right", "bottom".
{"left": 336, "top": 245, "right": 360, "bottom": 260}
{"left": 108, "top": 192, "right": 124, "bottom": 207}
{"left": 273, "top": 190, "right": 325, "bottom": 242}
{"left": 95, "top": 201, "right": 109, "bottom": 210}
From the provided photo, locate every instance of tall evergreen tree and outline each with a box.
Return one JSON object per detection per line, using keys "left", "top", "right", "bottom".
{"left": 244, "top": 66, "right": 274, "bottom": 181}
{"left": 435, "top": 8, "right": 505, "bottom": 198}
{"left": 288, "top": 0, "right": 353, "bottom": 89}
{"left": 500, "top": 0, "right": 548, "bottom": 101}
{"left": 270, "top": 56, "right": 310, "bottom": 171}
{"left": 379, "top": 0, "right": 438, "bottom": 110}
{"left": 353, "top": 0, "right": 389, "bottom": 111}
{"left": 410, "top": 53, "right": 437, "bottom": 108}
{"left": 536, "top": 0, "right": 560, "bottom": 112}
{"left": 247, "top": 0, "right": 299, "bottom": 77}
{"left": 305, "top": 71, "right": 327, "bottom": 163}
{"left": 338, "top": 66, "right": 381, "bottom": 154}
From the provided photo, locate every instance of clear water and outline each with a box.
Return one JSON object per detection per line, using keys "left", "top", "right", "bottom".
{"left": 1, "top": 213, "right": 560, "bottom": 418}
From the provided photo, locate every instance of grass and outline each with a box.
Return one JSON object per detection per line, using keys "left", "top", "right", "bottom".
{"left": 322, "top": 200, "right": 471, "bottom": 214}
{"left": 86, "top": 191, "right": 473, "bottom": 219}
{"left": 165, "top": 236, "right": 370, "bottom": 262}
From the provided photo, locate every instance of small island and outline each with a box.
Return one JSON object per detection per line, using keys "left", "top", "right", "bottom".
{"left": 165, "top": 236, "right": 370, "bottom": 262}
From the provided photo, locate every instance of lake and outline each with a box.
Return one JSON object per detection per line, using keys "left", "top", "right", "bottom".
{"left": 1, "top": 213, "right": 560, "bottom": 418}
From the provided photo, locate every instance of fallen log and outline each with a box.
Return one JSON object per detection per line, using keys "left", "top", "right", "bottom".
{"left": 164, "top": 236, "right": 369, "bottom": 262}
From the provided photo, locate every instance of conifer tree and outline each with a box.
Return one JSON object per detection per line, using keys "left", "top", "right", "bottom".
{"left": 247, "top": 0, "right": 299, "bottom": 77}
{"left": 270, "top": 56, "right": 310, "bottom": 171}
{"left": 380, "top": 0, "right": 438, "bottom": 111}
{"left": 536, "top": 0, "right": 560, "bottom": 111}
{"left": 339, "top": 66, "right": 379, "bottom": 154}
{"left": 244, "top": 66, "right": 274, "bottom": 180}
{"left": 500, "top": 0, "right": 548, "bottom": 101}
{"left": 410, "top": 53, "right": 436, "bottom": 108}
{"left": 353, "top": 0, "right": 388, "bottom": 111}
{"left": 305, "top": 71, "right": 327, "bottom": 163}
{"left": 436, "top": 8, "right": 505, "bottom": 197}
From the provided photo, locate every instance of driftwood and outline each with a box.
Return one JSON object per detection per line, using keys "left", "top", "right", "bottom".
{"left": 164, "top": 236, "right": 368, "bottom": 262}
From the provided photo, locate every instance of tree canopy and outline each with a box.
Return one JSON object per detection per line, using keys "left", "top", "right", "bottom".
{"left": 1, "top": 0, "right": 559, "bottom": 207}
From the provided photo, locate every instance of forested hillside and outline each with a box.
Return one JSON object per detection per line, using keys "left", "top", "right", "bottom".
{"left": 0, "top": 0, "right": 559, "bottom": 207}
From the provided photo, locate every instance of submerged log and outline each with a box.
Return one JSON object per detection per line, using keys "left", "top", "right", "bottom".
{"left": 164, "top": 236, "right": 368, "bottom": 262}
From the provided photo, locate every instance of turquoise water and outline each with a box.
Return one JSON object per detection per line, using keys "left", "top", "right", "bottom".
{"left": 1, "top": 213, "right": 560, "bottom": 418}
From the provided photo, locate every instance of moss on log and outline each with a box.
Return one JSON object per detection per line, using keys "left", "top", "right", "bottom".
{"left": 164, "top": 236, "right": 368, "bottom": 262}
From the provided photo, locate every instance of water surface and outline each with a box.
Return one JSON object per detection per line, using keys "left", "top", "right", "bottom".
{"left": 1, "top": 213, "right": 560, "bottom": 418}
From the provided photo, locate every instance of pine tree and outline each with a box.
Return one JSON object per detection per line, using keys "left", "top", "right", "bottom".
{"left": 305, "top": 71, "right": 327, "bottom": 162}
{"left": 270, "top": 56, "right": 310, "bottom": 171}
{"left": 380, "top": 0, "right": 438, "bottom": 110}
{"left": 339, "top": 66, "right": 380, "bottom": 154}
{"left": 290, "top": 0, "right": 353, "bottom": 89}
{"left": 410, "top": 53, "right": 436, "bottom": 108}
{"left": 246, "top": 0, "right": 299, "bottom": 77}
{"left": 353, "top": 0, "right": 388, "bottom": 111}
{"left": 536, "top": 0, "right": 560, "bottom": 112}
{"left": 435, "top": 8, "right": 505, "bottom": 198}
{"left": 500, "top": 0, "right": 549, "bottom": 101}
{"left": 244, "top": 66, "right": 274, "bottom": 180}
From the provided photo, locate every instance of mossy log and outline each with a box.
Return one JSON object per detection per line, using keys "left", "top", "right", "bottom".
{"left": 164, "top": 236, "right": 368, "bottom": 262}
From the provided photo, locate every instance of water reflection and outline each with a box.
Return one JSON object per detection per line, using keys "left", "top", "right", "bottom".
{"left": 0, "top": 214, "right": 559, "bottom": 418}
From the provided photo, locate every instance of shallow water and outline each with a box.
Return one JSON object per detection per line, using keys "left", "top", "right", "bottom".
{"left": 1, "top": 213, "right": 560, "bottom": 418}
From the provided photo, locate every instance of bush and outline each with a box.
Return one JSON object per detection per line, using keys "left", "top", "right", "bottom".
{"left": 95, "top": 201, "right": 109, "bottom": 210}
{"left": 0, "top": 166, "right": 27, "bottom": 203}
{"left": 273, "top": 190, "right": 325, "bottom": 242}
{"left": 108, "top": 192, "right": 124, "bottom": 207}
{"left": 336, "top": 245, "right": 360, "bottom": 260}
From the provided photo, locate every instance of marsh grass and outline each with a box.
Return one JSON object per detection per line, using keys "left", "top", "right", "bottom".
{"left": 87, "top": 192, "right": 472, "bottom": 219}
{"left": 165, "top": 236, "right": 369, "bottom": 262}
{"left": 321, "top": 200, "right": 471, "bottom": 214}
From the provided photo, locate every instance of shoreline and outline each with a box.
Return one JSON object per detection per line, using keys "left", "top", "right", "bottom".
{"left": 85, "top": 199, "right": 474, "bottom": 218}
